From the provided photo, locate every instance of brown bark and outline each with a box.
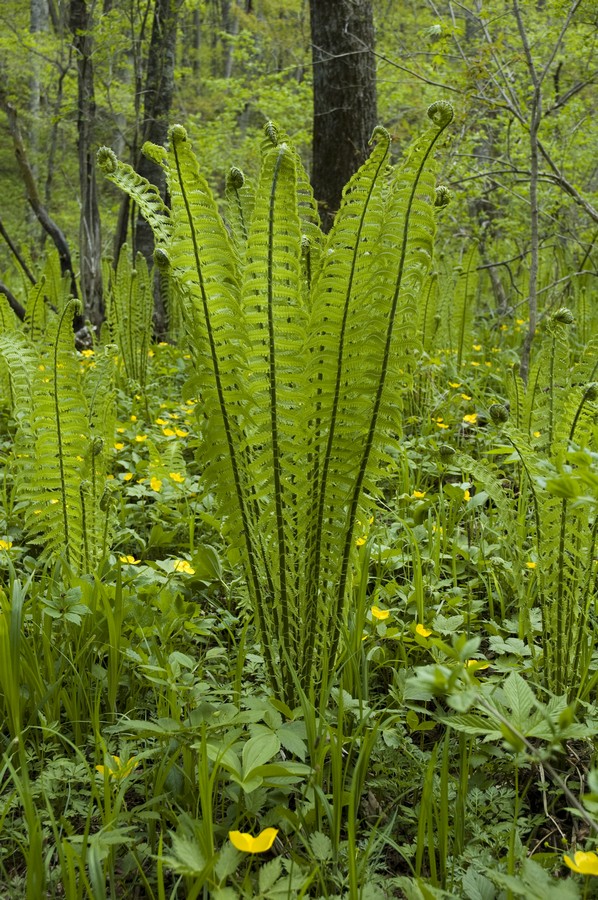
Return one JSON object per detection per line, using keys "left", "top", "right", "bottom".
{"left": 309, "top": 0, "right": 377, "bottom": 232}
{"left": 133, "top": 0, "right": 181, "bottom": 335}
{"left": 70, "top": 0, "right": 103, "bottom": 326}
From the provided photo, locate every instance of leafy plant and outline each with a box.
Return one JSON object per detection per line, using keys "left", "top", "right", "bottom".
{"left": 98, "top": 101, "right": 454, "bottom": 706}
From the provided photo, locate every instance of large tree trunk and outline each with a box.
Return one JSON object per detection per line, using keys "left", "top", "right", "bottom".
{"left": 133, "top": 0, "right": 180, "bottom": 335}
{"left": 309, "top": 0, "right": 377, "bottom": 232}
{"left": 70, "top": 0, "right": 103, "bottom": 326}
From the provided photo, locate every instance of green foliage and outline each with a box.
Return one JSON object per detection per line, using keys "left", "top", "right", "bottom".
{"left": 103, "top": 245, "right": 153, "bottom": 388}
{"left": 99, "top": 101, "right": 454, "bottom": 706}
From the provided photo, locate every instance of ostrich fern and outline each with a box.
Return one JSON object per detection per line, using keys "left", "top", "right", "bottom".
{"left": 98, "top": 102, "right": 454, "bottom": 706}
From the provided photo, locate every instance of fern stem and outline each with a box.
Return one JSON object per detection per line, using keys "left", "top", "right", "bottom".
{"left": 331, "top": 119, "right": 450, "bottom": 680}
{"left": 304, "top": 136, "right": 390, "bottom": 689}
{"left": 266, "top": 147, "right": 293, "bottom": 703}
{"left": 171, "top": 137, "right": 278, "bottom": 694}
{"left": 53, "top": 301, "right": 77, "bottom": 568}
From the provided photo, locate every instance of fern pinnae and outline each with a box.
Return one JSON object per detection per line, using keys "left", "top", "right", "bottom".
{"left": 52, "top": 301, "right": 80, "bottom": 566}
{"left": 168, "top": 126, "right": 277, "bottom": 687}
{"left": 331, "top": 101, "right": 454, "bottom": 670}
{"left": 303, "top": 126, "right": 391, "bottom": 682}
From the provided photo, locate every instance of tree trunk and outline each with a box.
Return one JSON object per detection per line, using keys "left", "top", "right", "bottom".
{"left": 309, "top": 0, "right": 377, "bottom": 232}
{"left": 134, "top": 0, "right": 180, "bottom": 335}
{"left": 70, "top": 0, "right": 103, "bottom": 326}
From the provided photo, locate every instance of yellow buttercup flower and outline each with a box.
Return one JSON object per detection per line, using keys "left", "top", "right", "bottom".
{"left": 463, "top": 490, "right": 471, "bottom": 502}
{"left": 150, "top": 477, "right": 162, "bottom": 492}
{"left": 355, "top": 536, "right": 367, "bottom": 547}
{"left": 563, "top": 851, "right": 598, "bottom": 875}
{"left": 135, "top": 434, "right": 148, "bottom": 443}
{"left": 174, "top": 428, "right": 188, "bottom": 438}
{"left": 462, "top": 413, "right": 478, "bottom": 425}
{"left": 473, "top": 344, "right": 482, "bottom": 351}
{"left": 96, "top": 755, "right": 138, "bottom": 780}
{"left": 461, "top": 393, "right": 472, "bottom": 401}
{"left": 416, "top": 624, "right": 432, "bottom": 638}
{"left": 173, "top": 560, "right": 195, "bottom": 575}
{"left": 371, "top": 606, "right": 390, "bottom": 621}
{"left": 229, "top": 828, "right": 278, "bottom": 854}
{"left": 123, "top": 472, "right": 134, "bottom": 482}
{"left": 130, "top": 415, "right": 137, "bottom": 422}
{"left": 411, "top": 490, "right": 426, "bottom": 499}
{"left": 526, "top": 561, "right": 537, "bottom": 570}
{"left": 119, "top": 555, "right": 140, "bottom": 565}
{"left": 169, "top": 472, "right": 185, "bottom": 483}
{"left": 448, "top": 381, "right": 461, "bottom": 388}
{"left": 114, "top": 442, "right": 124, "bottom": 451}
{"left": 155, "top": 418, "right": 167, "bottom": 426}
{"left": 466, "top": 659, "right": 489, "bottom": 671}
{"left": 163, "top": 428, "right": 175, "bottom": 437}
{"left": 0, "top": 539, "right": 13, "bottom": 550}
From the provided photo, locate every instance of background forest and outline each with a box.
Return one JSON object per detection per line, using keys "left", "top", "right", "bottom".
{"left": 0, "top": 1, "right": 598, "bottom": 898}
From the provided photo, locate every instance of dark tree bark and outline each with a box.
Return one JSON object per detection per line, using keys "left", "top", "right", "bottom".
{"left": 132, "top": 0, "right": 180, "bottom": 335}
{"left": 309, "top": 0, "right": 377, "bottom": 231}
{"left": 70, "top": 0, "right": 103, "bottom": 326}
{"left": 134, "top": 0, "right": 179, "bottom": 263}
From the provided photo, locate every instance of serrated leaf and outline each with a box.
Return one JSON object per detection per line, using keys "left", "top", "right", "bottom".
{"left": 502, "top": 672, "right": 536, "bottom": 725}
{"left": 258, "top": 857, "right": 283, "bottom": 893}
{"left": 462, "top": 866, "right": 496, "bottom": 900}
{"left": 214, "top": 843, "right": 242, "bottom": 881}
{"left": 309, "top": 831, "right": 332, "bottom": 861}
{"left": 162, "top": 834, "right": 206, "bottom": 876}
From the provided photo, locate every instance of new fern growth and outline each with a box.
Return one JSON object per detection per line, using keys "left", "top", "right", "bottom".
{"left": 98, "top": 101, "right": 454, "bottom": 706}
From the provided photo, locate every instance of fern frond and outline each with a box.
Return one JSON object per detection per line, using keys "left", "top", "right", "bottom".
{"left": 18, "top": 301, "right": 90, "bottom": 570}
{"left": 97, "top": 147, "right": 172, "bottom": 247}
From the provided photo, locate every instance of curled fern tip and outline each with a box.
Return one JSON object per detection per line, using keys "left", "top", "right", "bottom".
{"left": 434, "top": 185, "right": 452, "bottom": 208}
{"left": 97, "top": 147, "right": 117, "bottom": 173}
{"left": 169, "top": 124, "right": 187, "bottom": 143}
{"left": 427, "top": 101, "right": 454, "bottom": 128}
{"left": 370, "top": 125, "right": 390, "bottom": 145}
{"left": 264, "top": 121, "right": 278, "bottom": 146}
{"left": 227, "top": 166, "right": 245, "bottom": 190}
{"left": 154, "top": 248, "right": 170, "bottom": 271}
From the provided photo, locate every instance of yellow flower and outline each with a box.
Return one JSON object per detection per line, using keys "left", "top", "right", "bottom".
{"left": 173, "top": 559, "right": 195, "bottom": 575}
{"left": 117, "top": 427, "right": 125, "bottom": 434}
{"left": 130, "top": 415, "right": 137, "bottom": 422}
{"left": 155, "top": 418, "right": 167, "bottom": 426}
{"left": 436, "top": 422, "right": 449, "bottom": 430}
{"left": 229, "top": 828, "right": 278, "bottom": 854}
{"left": 448, "top": 381, "right": 461, "bottom": 388}
{"left": 150, "top": 477, "right": 162, "bottom": 492}
{"left": 0, "top": 539, "right": 13, "bottom": 550}
{"left": 371, "top": 606, "right": 390, "bottom": 621}
{"left": 96, "top": 755, "right": 138, "bottom": 780}
{"left": 533, "top": 430, "right": 541, "bottom": 438}
{"left": 416, "top": 624, "right": 432, "bottom": 637}
{"left": 466, "top": 659, "right": 489, "bottom": 671}
{"left": 462, "top": 413, "right": 478, "bottom": 425}
{"left": 114, "top": 442, "right": 124, "bottom": 451}
{"left": 80, "top": 349, "right": 94, "bottom": 358}
{"left": 563, "top": 851, "right": 598, "bottom": 875}
{"left": 162, "top": 428, "right": 175, "bottom": 437}
{"left": 473, "top": 344, "right": 482, "bottom": 351}
{"left": 463, "top": 490, "right": 471, "bottom": 502}
{"left": 123, "top": 472, "right": 134, "bottom": 482}
{"left": 411, "top": 490, "right": 426, "bottom": 499}
{"left": 471, "top": 361, "right": 480, "bottom": 367}
{"left": 461, "top": 393, "right": 472, "bottom": 401}
{"left": 119, "top": 555, "right": 140, "bottom": 565}
{"left": 169, "top": 472, "right": 185, "bottom": 483}
{"left": 355, "top": 536, "right": 367, "bottom": 547}
{"left": 485, "top": 361, "right": 492, "bottom": 367}
{"left": 135, "top": 434, "right": 147, "bottom": 443}
{"left": 526, "top": 561, "right": 537, "bottom": 570}
{"left": 174, "top": 428, "right": 188, "bottom": 438}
